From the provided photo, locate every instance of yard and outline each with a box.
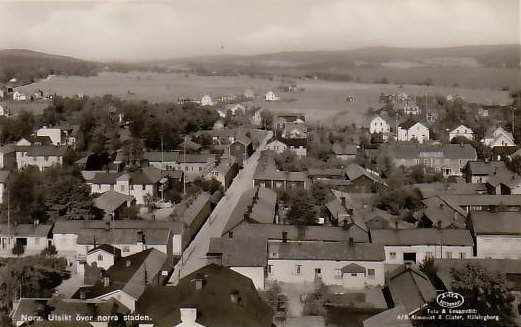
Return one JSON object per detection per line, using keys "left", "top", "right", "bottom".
{"left": 14, "top": 72, "right": 512, "bottom": 126}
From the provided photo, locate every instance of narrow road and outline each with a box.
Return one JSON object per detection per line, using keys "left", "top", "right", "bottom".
{"left": 169, "top": 130, "right": 273, "bottom": 284}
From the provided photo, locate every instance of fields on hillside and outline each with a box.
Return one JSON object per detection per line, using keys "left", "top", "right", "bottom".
{"left": 15, "top": 72, "right": 512, "bottom": 125}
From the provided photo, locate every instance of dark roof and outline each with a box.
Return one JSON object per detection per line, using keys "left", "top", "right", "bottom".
{"left": 389, "top": 143, "right": 477, "bottom": 160}
{"left": 269, "top": 241, "right": 385, "bottom": 261}
{"left": 179, "top": 192, "right": 211, "bottom": 227}
{"left": 253, "top": 166, "right": 307, "bottom": 182}
{"left": 94, "top": 190, "right": 133, "bottom": 212}
{"left": 25, "top": 145, "right": 67, "bottom": 157}
{"left": 88, "top": 168, "right": 162, "bottom": 185}
{"left": 222, "top": 188, "right": 257, "bottom": 234}
{"left": 77, "top": 228, "right": 171, "bottom": 246}
{"left": 440, "top": 194, "right": 521, "bottom": 206}
{"left": 341, "top": 263, "right": 366, "bottom": 274}
{"left": 136, "top": 264, "right": 273, "bottom": 327}
{"left": 250, "top": 187, "right": 277, "bottom": 224}
{"left": 277, "top": 137, "right": 307, "bottom": 147}
{"left": 467, "top": 161, "right": 506, "bottom": 175}
{"left": 345, "top": 163, "right": 385, "bottom": 185}
{"left": 208, "top": 237, "right": 267, "bottom": 267}
{"left": 73, "top": 249, "right": 167, "bottom": 300}
{"left": 88, "top": 244, "right": 122, "bottom": 257}
{"left": 307, "top": 168, "right": 345, "bottom": 178}
{"left": 363, "top": 305, "right": 413, "bottom": 327}
{"left": 332, "top": 143, "right": 358, "bottom": 155}
{"left": 387, "top": 265, "right": 436, "bottom": 314}
{"left": 0, "top": 223, "right": 51, "bottom": 237}
{"left": 421, "top": 196, "right": 467, "bottom": 228}
{"left": 371, "top": 229, "right": 474, "bottom": 246}
{"left": 53, "top": 220, "right": 184, "bottom": 235}
{"left": 178, "top": 153, "right": 216, "bottom": 163}
{"left": 398, "top": 120, "right": 423, "bottom": 130}
{"left": 142, "top": 151, "right": 179, "bottom": 162}
{"left": 470, "top": 211, "right": 521, "bottom": 235}
{"left": 226, "top": 221, "right": 369, "bottom": 243}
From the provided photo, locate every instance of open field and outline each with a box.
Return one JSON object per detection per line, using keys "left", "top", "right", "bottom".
{"left": 15, "top": 72, "right": 513, "bottom": 125}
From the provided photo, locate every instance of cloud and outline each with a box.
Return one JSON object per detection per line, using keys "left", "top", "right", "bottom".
{"left": 0, "top": 0, "right": 518, "bottom": 60}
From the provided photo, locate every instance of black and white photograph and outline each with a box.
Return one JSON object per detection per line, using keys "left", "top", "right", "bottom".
{"left": 0, "top": 0, "right": 520, "bottom": 326}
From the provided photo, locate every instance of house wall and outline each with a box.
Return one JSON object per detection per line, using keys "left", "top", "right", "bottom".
{"left": 231, "top": 266, "right": 265, "bottom": 290}
{"left": 393, "top": 157, "right": 472, "bottom": 177}
{"left": 36, "top": 128, "right": 62, "bottom": 145}
{"left": 336, "top": 154, "right": 357, "bottom": 161}
{"left": 173, "top": 234, "right": 183, "bottom": 255}
{"left": 476, "top": 235, "right": 521, "bottom": 259}
{"left": 148, "top": 161, "right": 177, "bottom": 170}
{"left": 175, "top": 162, "right": 211, "bottom": 180}
{"left": 18, "top": 154, "right": 63, "bottom": 171}
{"left": 266, "top": 141, "right": 287, "bottom": 154}
{"left": 0, "top": 183, "right": 5, "bottom": 204}
{"left": 267, "top": 259, "right": 385, "bottom": 287}
{"left": 53, "top": 233, "right": 79, "bottom": 258}
{"left": 383, "top": 245, "right": 473, "bottom": 264}
{"left": 87, "top": 251, "right": 116, "bottom": 271}
{"left": 370, "top": 117, "right": 390, "bottom": 134}
{"left": 288, "top": 146, "right": 307, "bottom": 157}
{"left": 0, "top": 236, "right": 50, "bottom": 256}
{"left": 88, "top": 183, "right": 155, "bottom": 205}
{"left": 397, "top": 125, "right": 429, "bottom": 143}
{"left": 77, "top": 243, "right": 168, "bottom": 258}
{"left": 0, "top": 151, "right": 16, "bottom": 169}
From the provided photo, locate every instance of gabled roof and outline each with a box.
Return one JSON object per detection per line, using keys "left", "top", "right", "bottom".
{"left": 179, "top": 192, "right": 211, "bottom": 227}
{"left": 371, "top": 229, "right": 473, "bottom": 246}
{"left": 467, "top": 161, "right": 506, "bottom": 176}
{"left": 307, "top": 168, "right": 345, "bottom": 178}
{"left": 94, "top": 190, "right": 134, "bottom": 212}
{"left": 73, "top": 249, "right": 167, "bottom": 301}
{"left": 76, "top": 228, "right": 171, "bottom": 246}
{"left": 207, "top": 237, "right": 267, "bottom": 267}
{"left": 269, "top": 241, "right": 385, "bottom": 261}
{"left": 421, "top": 196, "right": 467, "bottom": 228}
{"left": 332, "top": 143, "right": 358, "bottom": 155}
{"left": 386, "top": 265, "right": 436, "bottom": 314}
{"left": 363, "top": 305, "right": 413, "bottom": 327}
{"left": 142, "top": 151, "right": 179, "bottom": 162}
{"left": 439, "top": 194, "right": 521, "bottom": 206}
{"left": 0, "top": 223, "right": 52, "bottom": 237}
{"left": 178, "top": 153, "right": 216, "bottom": 163}
{"left": 88, "top": 168, "right": 163, "bottom": 185}
{"left": 389, "top": 144, "right": 477, "bottom": 160}
{"left": 25, "top": 145, "right": 67, "bottom": 157}
{"left": 136, "top": 264, "right": 273, "bottom": 327}
{"left": 345, "top": 163, "right": 385, "bottom": 185}
{"left": 88, "top": 244, "right": 122, "bottom": 257}
{"left": 399, "top": 120, "right": 425, "bottom": 130}
{"left": 250, "top": 187, "right": 277, "bottom": 224}
{"left": 470, "top": 211, "right": 521, "bottom": 235}
{"left": 341, "top": 263, "right": 366, "bottom": 274}
{"left": 253, "top": 166, "right": 307, "bottom": 182}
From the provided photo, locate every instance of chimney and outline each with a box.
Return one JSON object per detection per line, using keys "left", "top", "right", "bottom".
{"left": 103, "top": 276, "right": 110, "bottom": 287}
{"left": 282, "top": 231, "right": 288, "bottom": 243}
{"left": 180, "top": 308, "right": 197, "bottom": 324}
{"left": 126, "top": 260, "right": 131, "bottom": 267}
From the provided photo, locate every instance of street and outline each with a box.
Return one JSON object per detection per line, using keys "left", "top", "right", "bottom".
{"left": 169, "top": 130, "right": 273, "bottom": 284}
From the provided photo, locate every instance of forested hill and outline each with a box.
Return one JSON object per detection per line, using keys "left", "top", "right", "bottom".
{"left": 0, "top": 49, "right": 100, "bottom": 85}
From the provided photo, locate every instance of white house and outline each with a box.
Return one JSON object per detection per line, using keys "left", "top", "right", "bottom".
{"left": 0, "top": 104, "right": 10, "bottom": 117}
{"left": 369, "top": 115, "right": 391, "bottom": 141}
{"left": 12, "top": 91, "right": 27, "bottom": 101}
{"left": 471, "top": 212, "right": 521, "bottom": 259}
{"left": 482, "top": 127, "right": 516, "bottom": 148}
{"left": 226, "top": 104, "right": 246, "bottom": 116}
{"left": 449, "top": 125, "right": 474, "bottom": 141}
{"left": 244, "top": 89, "right": 255, "bottom": 98}
{"left": 16, "top": 145, "right": 66, "bottom": 171}
{"left": 371, "top": 229, "right": 474, "bottom": 264}
{"left": 200, "top": 95, "right": 213, "bottom": 106}
{"left": 86, "top": 244, "right": 121, "bottom": 271}
{"left": 36, "top": 127, "right": 63, "bottom": 145}
{"left": 266, "top": 241, "right": 385, "bottom": 289}
{"left": 266, "top": 139, "right": 287, "bottom": 154}
{"left": 0, "top": 223, "right": 52, "bottom": 257}
{"left": 403, "top": 102, "right": 420, "bottom": 115}
{"left": 265, "top": 91, "right": 280, "bottom": 101}
{"left": 250, "top": 108, "right": 263, "bottom": 126}
{"left": 397, "top": 121, "right": 429, "bottom": 143}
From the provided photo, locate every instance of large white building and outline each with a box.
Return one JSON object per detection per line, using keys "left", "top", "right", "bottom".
{"left": 370, "top": 229, "right": 474, "bottom": 264}
{"left": 397, "top": 121, "right": 429, "bottom": 143}
{"left": 482, "top": 127, "right": 516, "bottom": 148}
{"left": 16, "top": 145, "right": 67, "bottom": 171}
{"left": 200, "top": 95, "right": 213, "bottom": 106}
{"left": 369, "top": 115, "right": 391, "bottom": 138}
{"left": 449, "top": 125, "right": 474, "bottom": 141}
{"left": 265, "top": 91, "right": 280, "bottom": 101}
{"left": 0, "top": 223, "right": 52, "bottom": 257}
{"left": 470, "top": 211, "right": 521, "bottom": 259}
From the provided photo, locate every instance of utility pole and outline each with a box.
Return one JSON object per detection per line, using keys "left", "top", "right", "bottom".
{"left": 183, "top": 136, "right": 187, "bottom": 196}
{"left": 161, "top": 135, "right": 164, "bottom": 201}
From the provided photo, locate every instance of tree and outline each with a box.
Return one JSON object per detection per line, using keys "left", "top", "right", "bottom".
{"left": 260, "top": 110, "right": 274, "bottom": 130}
{"left": 41, "top": 244, "right": 57, "bottom": 257}
{"left": 12, "top": 242, "right": 25, "bottom": 256}
{"left": 285, "top": 190, "right": 316, "bottom": 225}
{"left": 419, "top": 264, "right": 516, "bottom": 327}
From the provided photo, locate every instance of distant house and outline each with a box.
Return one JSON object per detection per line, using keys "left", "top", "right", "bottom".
{"left": 174, "top": 192, "right": 212, "bottom": 241}
{"left": 345, "top": 163, "right": 387, "bottom": 192}
{"left": 206, "top": 159, "right": 238, "bottom": 190}
{"left": 274, "top": 112, "right": 305, "bottom": 130}
{"left": 308, "top": 168, "right": 345, "bottom": 183}
{"left": 420, "top": 196, "right": 467, "bottom": 228}
{"left": 266, "top": 137, "right": 307, "bottom": 157}
{"left": 250, "top": 108, "right": 263, "bottom": 126}
{"left": 74, "top": 249, "right": 168, "bottom": 312}
{"left": 449, "top": 124, "right": 474, "bottom": 141}
{"left": 438, "top": 194, "right": 521, "bottom": 213}
{"left": 0, "top": 222, "right": 52, "bottom": 256}
{"left": 36, "top": 127, "right": 65, "bottom": 145}
{"left": 16, "top": 145, "right": 67, "bottom": 171}
{"left": 332, "top": 143, "right": 358, "bottom": 161}
{"left": 369, "top": 115, "right": 391, "bottom": 140}
{"left": 396, "top": 99, "right": 420, "bottom": 115}
{"left": 137, "top": 264, "right": 273, "bottom": 327}
{"left": 484, "top": 167, "right": 521, "bottom": 195}
{"left": 482, "top": 126, "right": 516, "bottom": 148}
{"left": 141, "top": 151, "right": 179, "bottom": 170}
{"left": 86, "top": 168, "right": 162, "bottom": 205}
{"left": 265, "top": 139, "right": 287, "bottom": 154}
{"left": 175, "top": 153, "right": 216, "bottom": 180}
{"left": 0, "top": 145, "right": 16, "bottom": 169}
{"left": 253, "top": 166, "right": 308, "bottom": 190}
{"left": 478, "top": 107, "right": 489, "bottom": 117}
{"left": 200, "top": 95, "right": 213, "bottom": 106}
{"left": 12, "top": 91, "right": 27, "bottom": 101}
{"left": 267, "top": 241, "right": 385, "bottom": 288}
{"left": 386, "top": 265, "right": 436, "bottom": 315}
{"left": 93, "top": 190, "right": 135, "bottom": 220}
{"left": 389, "top": 143, "right": 477, "bottom": 177}
{"left": 230, "top": 136, "right": 253, "bottom": 166}
{"left": 86, "top": 244, "right": 122, "bottom": 271}
{"left": 281, "top": 122, "right": 307, "bottom": 139}
{"left": 397, "top": 121, "right": 429, "bottom": 143}
{"left": 265, "top": 91, "right": 280, "bottom": 101}
{"left": 244, "top": 88, "right": 255, "bottom": 98}
{"left": 465, "top": 161, "right": 507, "bottom": 184}
{"left": 0, "top": 103, "right": 10, "bottom": 117}
{"left": 371, "top": 229, "right": 474, "bottom": 264}
{"left": 469, "top": 211, "right": 521, "bottom": 259}
{"left": 226, "top": 103, "right": 246, "bottom": 116}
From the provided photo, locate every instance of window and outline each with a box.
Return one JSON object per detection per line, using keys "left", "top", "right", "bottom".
{"left": 268, "top": 265, "right": 273, "bottom": 274}
{"left": 295, "top": 265, "right": 302, "bottom": 275}
{"left": 199, "top": 166, "right": 202, "bottom": 172}
{"left": 98, "top": 254, "right": 103, "bottom": 261}
{"left": 460, "top": 252, "right": 466, "bottom": 259}
{"left": 335, "top": 269, "right": 342, "bottom": 279}
{"left": 390, "top": 252, "right": 396, "bottom": 259}
{"left": 120, "top": 185, "right": 125, "bottom": 192}
{"left": 122, "top": 246, "right": 130, "bottom": 252}
{"left": 445, "top": 252, "right": 452, "bottom": 259}
{"left": 368, "top": 269, "right": 375, "bottom": 279}
{"left": 44, "top": 156, "right": 49, "bottom": 161}
{"left": 142, "top": 185, "right": 145, "bottom": 190}
{"left": 351, "top": 273, "right": 357, "bottom": 277}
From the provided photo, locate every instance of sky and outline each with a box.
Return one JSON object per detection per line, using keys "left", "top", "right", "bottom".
{"left": 0, "top": 0, "right": 519, "bottom": 61}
